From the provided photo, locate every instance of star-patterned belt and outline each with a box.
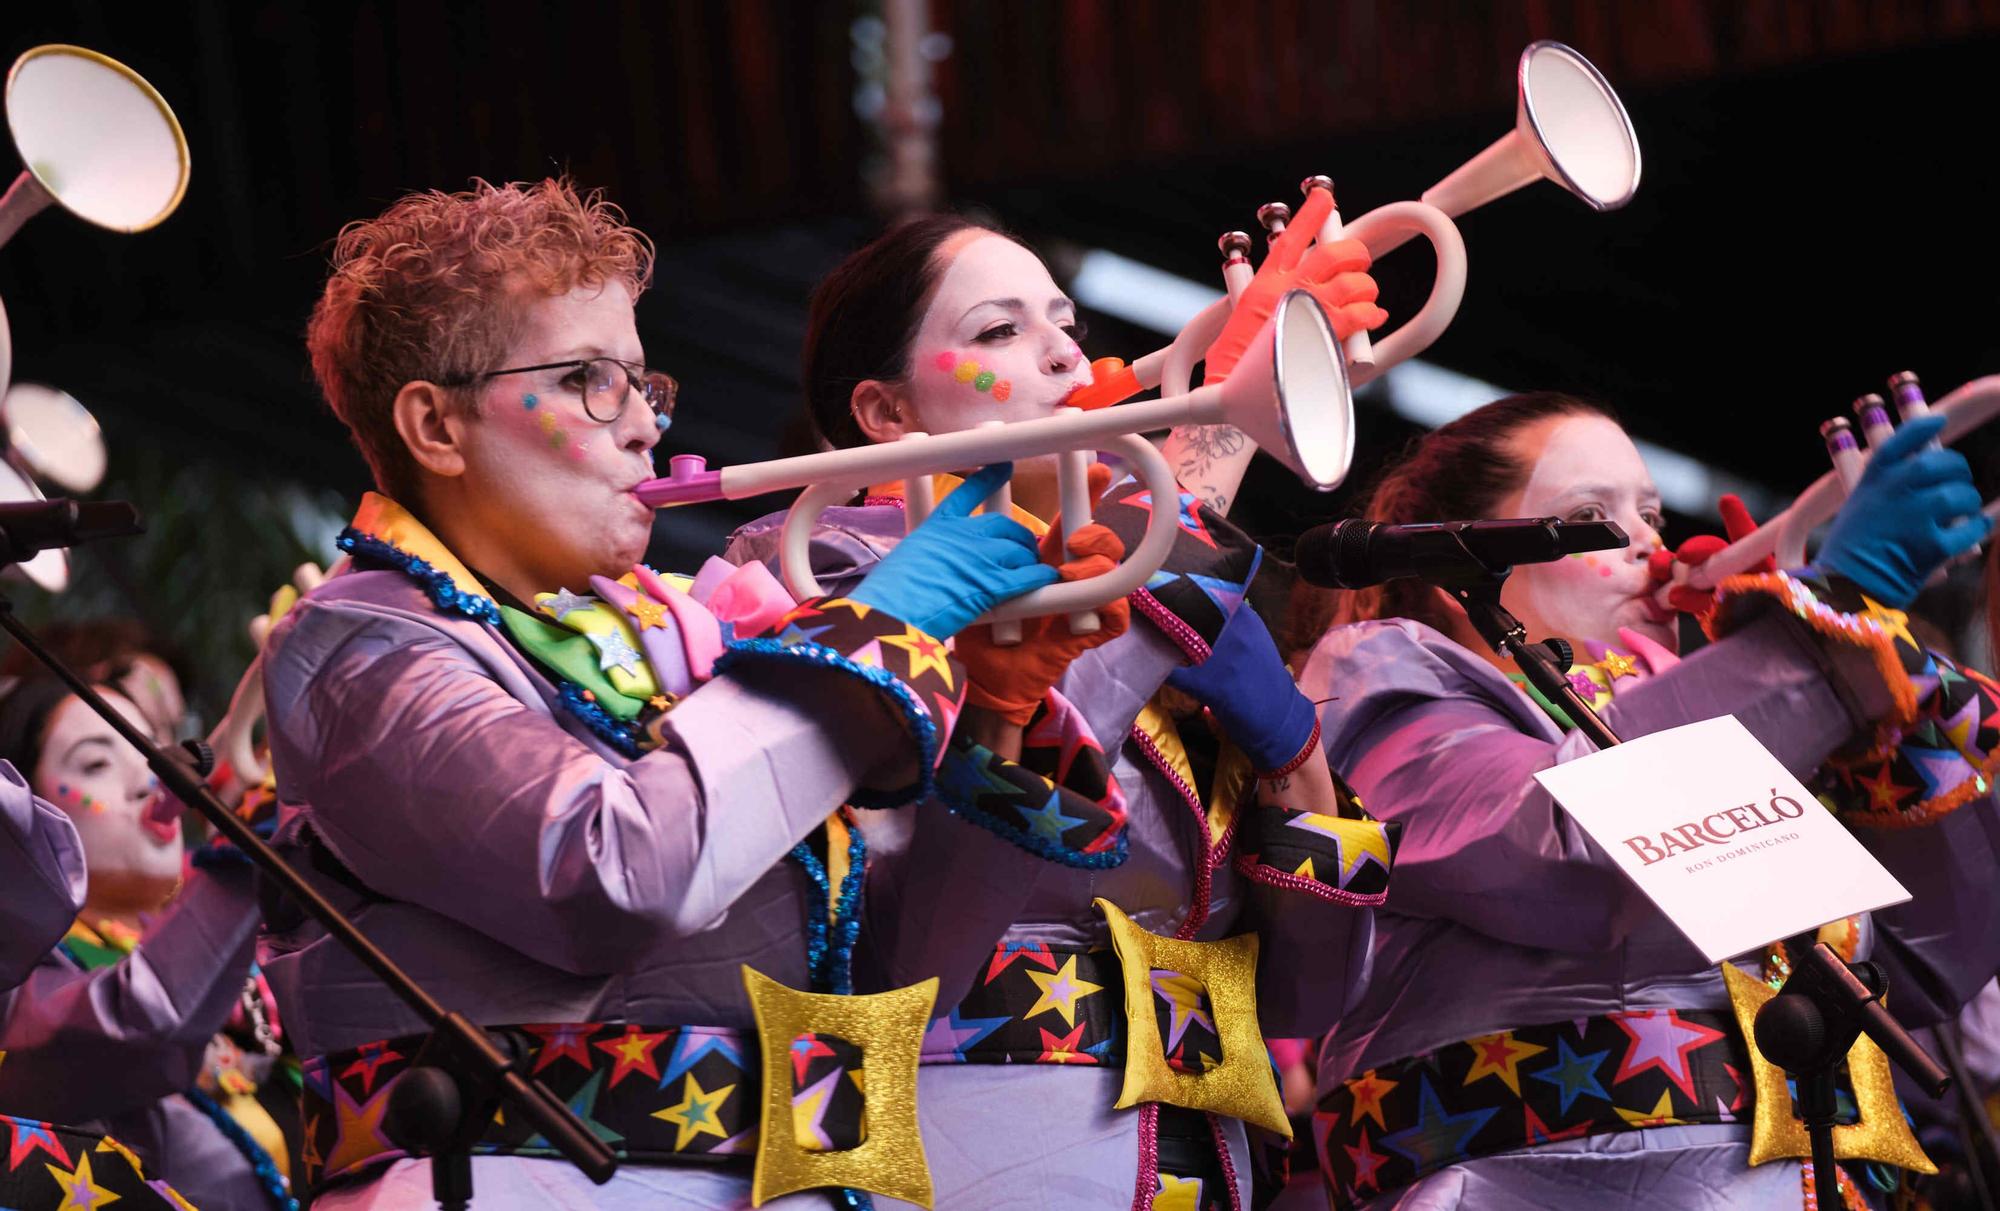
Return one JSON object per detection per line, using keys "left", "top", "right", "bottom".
{"left": 301, "top": 1023, "right": 789, "bottom": 1196}
{"left": 921, "top": 943, "right": 1225, "bottom": 1074}
{"left": 0, "top": 1116, "right": 195, "bottom": 1210}
{"left": 1317, "top": 1009, "right": 1757, "bottom": 1207}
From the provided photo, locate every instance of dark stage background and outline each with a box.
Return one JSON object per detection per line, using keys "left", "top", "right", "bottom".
{"left": 2, "top": 1, "right": 1998, "bottom": 707}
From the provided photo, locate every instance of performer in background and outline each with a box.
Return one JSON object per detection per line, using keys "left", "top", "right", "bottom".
{"left": 0, "top": 673, "right": 278, "bottom": 1209}
{"left": 726, "top": 214, "right": 1398, "bottom": 1209}
{"left": 262, "top": 177, "right": 1108, "bottom": 1209}
{"left": 1287, "top": 392, "right": 2000, "bottom": 1209}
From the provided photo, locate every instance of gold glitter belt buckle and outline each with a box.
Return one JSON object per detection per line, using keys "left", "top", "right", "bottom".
{"left": 740, "top": 966, "right": 939, "bottom": 1208}
{"left": 1720, "top": 964, "right": 1935, "bottom": 1174}
{"left": 1095, "top": 898, "right": 1290, "bottom": 1137}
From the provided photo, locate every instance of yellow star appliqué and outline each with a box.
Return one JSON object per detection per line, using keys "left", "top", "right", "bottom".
{"left": 1023, "top": 954, "right": 1106, "bottom": 1029}
{"left": 626, "top": 596, "right": 670, "bottom": 631}
{"left": 1615, "top": 1088, "right": 1684, "bottom": 1128}
{"left": 654, "top": 1073, "right": 737, "bottom": 1151}
{"left": 1595, "top": 649, "right": 1639, "bottom": 679}
{"left": 880, "top": 626, "right": 955, "bottom": 689}
{"left": 45, "top": 1150, "right": 117, "bottom": 1211}
{"left": 1859, "top": 595, "right": 1917, "bottom": 651}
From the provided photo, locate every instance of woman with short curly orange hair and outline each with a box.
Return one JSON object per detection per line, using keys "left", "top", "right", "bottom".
{"left": 262, "top": 177, "right": 1075, "bottom": 1208}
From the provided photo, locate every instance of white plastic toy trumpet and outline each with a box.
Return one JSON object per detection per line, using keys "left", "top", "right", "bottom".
{"left": 0, "top": 44, "right": 191, "bottom": 401}
{"left": 635, "top": 290, "right": 1353, "bottom": 633}
{"left": 1072, "top": 40, "right": 1640, "bottom": 409}
{"left": 1679, "top": 373, "right": 2000, "bottom": 597}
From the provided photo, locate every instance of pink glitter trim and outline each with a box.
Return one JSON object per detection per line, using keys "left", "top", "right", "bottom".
{"left": 1208, "top": 1111, "right": 1245, "bottom": 1211}
{"left": 1133, "top": 588, "right": 1211, "bottom": 664}
{"left": 1233, "top": 853, "right": 1389, "bottom": 907}
{"left": 1131, "top": 1102, "right": 1161, "bottom": 1211}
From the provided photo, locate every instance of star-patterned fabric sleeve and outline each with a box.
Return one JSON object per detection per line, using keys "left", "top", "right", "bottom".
{"left": 932, "top": 687, "right": 1129, "bottom": 868}
{"left": 1303, "top": 612, "right": 1890, "bottom": 953}
{"left": 0, "top": 866, "right": 259, "bottom": 1124}
{"left": 711, "top": 595, "right": 969, "bottom": 805}
{"left": 263, "top": 592, "right": 924, "bottom": 975}
{"left": 0, "top": 761, "right": 85, "bottom": 989}
{"left": 1712, "top": 569, "right": 2000, "bottom": 828}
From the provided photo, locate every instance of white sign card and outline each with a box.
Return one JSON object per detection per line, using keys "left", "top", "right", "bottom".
{"left": 1533, "top": 715, "right": 1910, "bottom": 963}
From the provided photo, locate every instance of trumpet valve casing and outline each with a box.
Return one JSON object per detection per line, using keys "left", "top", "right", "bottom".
{"left": 1255, "top": 202, "right": 1290, "bottom": 239}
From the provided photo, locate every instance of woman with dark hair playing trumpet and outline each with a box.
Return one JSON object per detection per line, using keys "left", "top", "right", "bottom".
{"left": 725, "top": 213, "right": 1397, "bottom": 1209}
{"left": 1284, "top": 392, "right": 2000, "bottom": 1209}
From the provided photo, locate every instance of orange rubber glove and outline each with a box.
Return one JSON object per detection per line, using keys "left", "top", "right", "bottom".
{"left": 955, "top": 465, "right": 1133, "bottom": 725}
{"left": 1203, "top": 189, "right": 1389, "bottom": 384}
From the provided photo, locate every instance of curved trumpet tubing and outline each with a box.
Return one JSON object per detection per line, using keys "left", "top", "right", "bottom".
{"left": 1686, "top": 376, "right": 2000, "bottom": 593}
{"left": 635, "top": 291, "right": 1352, "bottom": 630}
{"left": 1073, "top": 38, "right": 1631, "bottom": 443}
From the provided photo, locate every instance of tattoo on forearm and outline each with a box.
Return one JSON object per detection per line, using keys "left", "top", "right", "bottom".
{"left": 1169, "top": 424, "right": 1246, "bottom": 513}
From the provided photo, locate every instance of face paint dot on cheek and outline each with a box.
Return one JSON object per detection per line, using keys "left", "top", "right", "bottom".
{"left": 953, "top": 361, "right": 980, "bottom": 385}
{"left": 991, "top": 381, "right": 1011, "bottom": 402}
{"left": 973, "top": 371, "right": 995, "bottom": 393}
{"left": 522, "top": 394, "right": 539, "bottom": 410}
{"left": 1598, "top": 565, "right": 1614, "bottom": 578}
{"left": 932, "top": 351, "right": 958, "bottom": 373}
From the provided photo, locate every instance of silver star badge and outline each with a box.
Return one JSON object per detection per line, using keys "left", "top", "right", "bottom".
{"left": 543, "top": 587, "right": 596, "bottom": 619}
{"left": 588, "top": 629, "right": 643, "bottom": 678}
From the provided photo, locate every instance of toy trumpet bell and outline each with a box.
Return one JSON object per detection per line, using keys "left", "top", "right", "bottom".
{"left": 1422, "top": 40, "right": 1641, "bottom": 222}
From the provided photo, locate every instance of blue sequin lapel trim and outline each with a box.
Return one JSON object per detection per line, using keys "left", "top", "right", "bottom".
{"left": 337, "top": 528, "right": 501, "bottom": 626}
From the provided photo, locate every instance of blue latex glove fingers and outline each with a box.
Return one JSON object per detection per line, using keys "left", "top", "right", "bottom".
{"left": 957, "top": 511, "right": 1046, "bottom": 555}
{"left": 1817, "top": 414, "right": 1984, "bottom": 606}
{"left": 1859, "top": 414, "right": 1947, "bottom": 474}
{"left": 1922, "top": 478, "right": 1985, "bottom": 522}
{"left": 1872, "top": 447, "right": 1973, "bottom": 498}
{"left": 931, "top": 463, "right": 1016, "bottom": 518}
{"left": 1939, "top": 511, "right": 1996, "bottom": 562}
{"left": 851, "top": 463, "right": 1066, "bottom": 638}
{"left": 1165, "top": 607, "right": 1318, "bottom": 771}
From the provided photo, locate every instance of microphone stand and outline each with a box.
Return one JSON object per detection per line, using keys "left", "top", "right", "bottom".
{"left": 1453, "top": 575, "right": 1622, "bottom": 750}
{"left": 1752, "top": 942, "right": 1952, "bottom": 1202}
{"left": 0, "top": 570, "right": 618, "bottom": 1208}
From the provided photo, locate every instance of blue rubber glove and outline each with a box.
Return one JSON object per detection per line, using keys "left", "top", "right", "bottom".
{"left": 849, "top": 462, "right": 1061, "bottom": 640}
{"left": 1165, "top": 605, "right": 1319, "bottom": 773}
{"left": 1815, "top": 415, "right": 1991, "bottom": 608}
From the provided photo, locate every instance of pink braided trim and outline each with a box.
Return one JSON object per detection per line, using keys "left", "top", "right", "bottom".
{"left": 1131, "top": 1102, "right": 1162, "bottom": 1211}
{"left": 1257, "top": 719, "right": 1322, "bottom": 779}
{"left": 1232, "top": 851, "right": 1389, "bottom": 907}
{"left": 1133, "top": 588, "right": 1212, "bottom": 664}
{"left": 1208, "top": 1111, "right": 1246, "bottom": 1211}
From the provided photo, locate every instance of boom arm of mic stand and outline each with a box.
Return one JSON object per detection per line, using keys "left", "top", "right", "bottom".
{"left": 1453, "top": 577, "right": 1623, "bottom": 750}
{"left": 0, "top": 595, "right": 618, "bottom": 1188}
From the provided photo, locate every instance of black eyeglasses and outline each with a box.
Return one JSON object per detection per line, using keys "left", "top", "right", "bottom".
{"left": 438, "top": 358, "right": 678, "bottom": 427}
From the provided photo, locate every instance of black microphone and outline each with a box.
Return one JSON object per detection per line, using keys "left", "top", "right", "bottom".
{"left": 1294, "top": 517, "right": 1628, "bottom": 590}
{"left": 0, "top": 500, "right": 143, "bottom": 565}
